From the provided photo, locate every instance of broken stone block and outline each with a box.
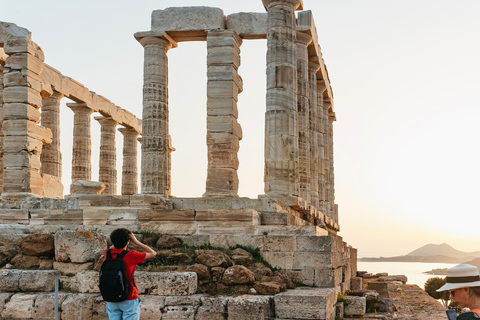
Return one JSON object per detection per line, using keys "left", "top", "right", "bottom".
{"left": 151, "top": 7, "right": 225, "bottom": 34}
{"left": 69, "top": 270, "right": 100, "bottom": 293}
{"left": 350, "top": 276, "right": 363, "bottom": 291}
{"left": 33, "top": 293, "right": 68, "bottom": 320}
{"left": 135, "top": 272, "right": 197, "bottom": 296}
{"left": 1, "top": 293, "right": 38, "bottom": 319}
{"left": 367, "top": 282, "right": 389, "bottom": 299}
{"left": 54, "top": 230, "right": 107, "bottom": 263}
{"left": 227, "top": 295, "right": 273, "bottom": 320}
{"left": 163, "top": 305, "right": 196, "bottom": 320}
{"left": 196, "top": 295, "right": 228, "bottom": 320}
{"left": 71, "top": 180, "right": 105, "bottom": 195}
{"left": 344, "top": 296, "right": 366, "bottom": 317}
{"left": 18, "top": 270, "right": 60, "bottom": 292}
{"left": 61, "top": 294, "right": 95, "bottom": 320}
{"left": 222, "top": 265, "right": 255, "bottom": 285}
{"left": 274, "top": 288, "right": 335, "bottom": 320}
{"left": 139, "top": 295, "right": 166, "bottom": 319}
{"left": 226, "top": 12, "right": 268, "bottom": 39}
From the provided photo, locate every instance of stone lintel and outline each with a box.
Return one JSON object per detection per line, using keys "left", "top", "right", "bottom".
{"left": 151, "top": 7, "right": 225, "bottom": 39}
{"left": 226, "top": 12, "right": 268, "bottom": 39}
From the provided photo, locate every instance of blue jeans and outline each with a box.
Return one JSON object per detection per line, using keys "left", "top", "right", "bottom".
{"left": 106, "top": 298, "right": 141, "bottom": 320}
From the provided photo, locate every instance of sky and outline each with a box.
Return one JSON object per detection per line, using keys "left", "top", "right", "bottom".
{"left": 2, "top": 0, "right": 480, "bottom": 257}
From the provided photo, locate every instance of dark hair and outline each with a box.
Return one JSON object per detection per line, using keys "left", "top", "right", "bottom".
{"left": 110, "top": 228, "right": 131, "bottom": 249}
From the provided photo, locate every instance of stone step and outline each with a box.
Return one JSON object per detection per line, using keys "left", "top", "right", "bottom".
{"left": 255, "top": 225, "right": 328, "bottom": 236}
{"left": 275, "top": 287, "right": 336, "bottom": 320}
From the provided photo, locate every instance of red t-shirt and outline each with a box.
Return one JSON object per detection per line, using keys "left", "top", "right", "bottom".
{"left": 104, "top": 248, "right": 146, "bottom": 300}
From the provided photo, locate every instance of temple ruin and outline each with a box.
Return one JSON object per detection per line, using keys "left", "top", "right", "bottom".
{"left": 0, "top": 1, "right": 359, "bottom": 319}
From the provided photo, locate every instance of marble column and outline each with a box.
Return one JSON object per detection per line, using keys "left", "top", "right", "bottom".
{"left": 296, "top": 31, "right": 312, "bottom": 203}
{"left": 0, "top": 64, "right": 4, "bottom": 194}
{"left": 137, "top": 35, "right": 176, "bottom": 195}
{"left": 327, "top": 109, "right": 336, "bottom": 222}
{"left": 204, "top": 30, "right": 243, "bottom": 198}
{"left": 322, "top": 100, "right": 332, "bottom": 219}
{"left": 308, "top": 61, "right": 320, "bottom": 210}
{"left": 118, "top": 127, "right": 139, "bottom": 195}
{"left": 41, "top": 91, "right": 64, "bottom": 178}
{"left": 95, "top": 116, "right": 118, "bottom": 195}
{"left": 2, "top": 38, "right": 48, "bottom": 197}
{"left": 316, "top": 80, "right": 327, "bottom": 215}
{"left": 263, "top": 0, "right": 302, "bottom": 196}
{"left": 67, "top": 103, "right": 93, "bottom": 194}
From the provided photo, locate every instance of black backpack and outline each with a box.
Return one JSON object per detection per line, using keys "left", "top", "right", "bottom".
{"left": 99, "top": 249, "right": 130, "bottom": 302}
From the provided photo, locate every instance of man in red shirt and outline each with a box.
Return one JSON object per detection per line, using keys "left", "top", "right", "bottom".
{"left": 105, "top": 228, "right": 156, "bottom": 320}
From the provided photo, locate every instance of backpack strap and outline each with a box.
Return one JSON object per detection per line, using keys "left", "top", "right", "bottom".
{"left": 117, "top": 250, "right": 129, "bottom": 260}
{"left": 106, "top": 249, "right": 113, "bottom": 259}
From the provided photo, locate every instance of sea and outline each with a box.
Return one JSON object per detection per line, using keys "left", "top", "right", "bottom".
{"left": 357, "top": 261, "right": 457, "bottom": 289}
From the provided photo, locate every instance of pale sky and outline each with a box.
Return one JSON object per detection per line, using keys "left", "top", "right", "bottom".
{"left": 2, "top": 0, "right": 479, "bottom": 257}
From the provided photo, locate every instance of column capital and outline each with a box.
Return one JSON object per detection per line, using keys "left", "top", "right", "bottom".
{"left": 308, "top": 60, "right": 321, "bottom": 73}
{"left": 296, "top": 31, "right": 312, "bottom": 46}
{"left": 94, "top": 115, "right": 118, "bottom": 127}
{"left": 66, "top": 102, "right": 94, "bottom": 115}
{"left": 262, "top": 0, "right": 303, "bottom": 10}
{"left": 317, "top": 79, "right": 327, "bottom": 93}
{"left": 118, "top": 126, "right": 140, "bottom": 136}
{"left": 134, "top": 31, "right": 177, "bottom": 50}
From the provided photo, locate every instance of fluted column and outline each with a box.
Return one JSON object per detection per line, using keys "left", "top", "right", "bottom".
{"left": 118, "top": 127, "right": 139, "bottom": 195}
{"left": 308, "top": 61, "right": 320, "bottom": 210}
{"left": 136, "top": 34, "right": 176, "bottom": 195}
{"left": 2, "top": 38, "right": 49, "bottom": 197}
{"left": 95, "top": 116, "right": 118, "bottom": 195}
{"left": 296, "top": 31, "right": 312, "bottom": 203}
{"left": 67, "top": 103, "right": 93, "bottom": 194}
{"left": 322, "top": 100, "right": 332, "bottom": 219}
{"left": 316, "top": 80, "right": 327, "bottom": 215}
{"left": 263, "top": 0, "right": 303, "bottom": 196}
{"left": 204, "top": 30, "right": 243, "bottom": 198}
{"left": 327, "top": 109, "right": 337, "bottom": 222}
{"left": 0, "top": 64, "right": 4, "bottom": 194}
{"left": 41, "top": 91, "right": 64, "bottom": 177}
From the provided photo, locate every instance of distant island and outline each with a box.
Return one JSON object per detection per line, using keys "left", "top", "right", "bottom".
{"left": 359, "top": 243, "right": 480, "bottom": 268}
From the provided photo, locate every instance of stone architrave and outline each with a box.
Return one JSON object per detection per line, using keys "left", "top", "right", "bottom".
{"left": 118, "top": 127, "right": 139, "bottom": 195}
{"left": 2, "top": 36, "right": 51, "bottom": 198}
{"left": 0, "top": 64, "right": 4, "bottom": 194}
{"left": 135, "top": 33, "right": 176, "bottom": 195}
{"left": 95, "top": 116, "right": 118, "bottom": 195}
{"left": 316, "top": 80, "right": 327, "bottom": 215}
{"left": 40, "top": 91, "right": 64, "bottom": 178}
{"left": 308, "top": 61, "right": 320, "bottom": 210}
{"left": 296, "top": 31, "right": 312, "bottom": 204}
{"left": 67, "top": 103, "right": 93, "bottom": 194}
{"left": 263, "top": 0, "right": 303, "bottom": 196}
{"left": 204, "top": 30, "right": 243, "bottom": 198}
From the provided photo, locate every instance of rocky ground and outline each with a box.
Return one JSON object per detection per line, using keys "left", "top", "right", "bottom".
{"left": 360, "top": 276, "right": 447, "bottom": 320}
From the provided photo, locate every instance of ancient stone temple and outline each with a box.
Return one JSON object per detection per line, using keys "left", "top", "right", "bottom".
{"left": 0, "top": 1, "right": 358, "bottom": 319}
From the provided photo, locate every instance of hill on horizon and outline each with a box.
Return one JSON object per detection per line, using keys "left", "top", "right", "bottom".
{"left": 406, "top": 243, "right": 480, "bottom": 259}
{"left": 359, "top": 243, "right": 480, "bottom": 263}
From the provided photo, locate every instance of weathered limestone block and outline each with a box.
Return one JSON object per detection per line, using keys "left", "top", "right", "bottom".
{"left": 54, "top": 230, "right": 107, "bottom": 263}
{"left": 135, "top": 272, "right": 197, "bottom": 296}
{"left": 227, "top": 295, "right": 273, "bottom": 320}
{"left": 20, "top": 270, "right": 60, "bottom": 292}
{"left": 196, "top": 295, "right": 229, "bottom": 320}
{"left": 19, "top": 233, "right": 54, "bottom": 256}
{"left": 350, "top": 277, "right": 363, "bottom": 291}
{"left": 61, "top": 294, "right": 95, "bottom": 320}
{"left": 68, "top": 270, "right": 100, "bottom": 293}
{"left": 0, "top": 22, "right": 31, "bottom": 44}
{"left": 165, "top": 295, "right": 202, "bottom": 306}
{"left": 3, "top": 135, "right": 43, "bottom": 153}
{"left": 367, "top": 282, "right": 389, "bottom": 299}
{"left": 209, "top": 234, "right": 264, "bottom": 250}
{"left": 3, "top": 119, "right": 52, "bottom": 143}
{"left": 378, "top": 275, "right": 408, "bottom": 284}
{"left": 1, "top": 293, "right": 38, "bottom": 319}
{"left": 0, "top": 293, "right": 14, "bottom": 316}
{"left": 0, "top": 269, "right": 21, "bottom": 292}
{"left": 3, "top": 103, "right": 40, "bottom": 122}
{"left": 152, "top": 7, "right": 225, "bottom": 34}
{"left": 195, "top": 250, "right": 233, "bottom": 268}
{"left": 296, "top": 235, "right": 331, "bottom": 252}
{"left": 93, "top": 295, "right": 109, "bottom": 320}
{"left": 226, "top": 13, "right": 267, "bottom": 39}
{"left": 33, "top": 293, "right": 68, "bottom": 320}
{"left": 71, "top": 180, "right": 105, "bottom": 195}
{"left": 139, "top": 295, "right": 165, "bottom": 319}
{"left": 263, "top": 235, "right": 296, "bottom": 252}
{"left": 163, "top": 305, "right": 196, "bottom": 320}
{"left": 11, "top": 253, "right": 42, "bottom": 269}
{"left": 274, "top": 288, "right": 335, "bottom": 320}
{"left": 53, "top": 261, "right": 94, "bottom": 274}
{"left": 343, "top": 296, "right": 366, "bottom": 317}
